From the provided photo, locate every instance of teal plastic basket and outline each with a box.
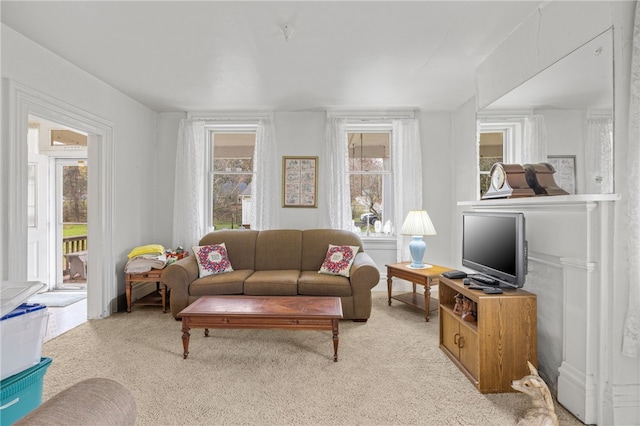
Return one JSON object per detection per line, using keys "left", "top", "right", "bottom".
{"left": 0, "top": 357, "right": 52, "bottom": 425}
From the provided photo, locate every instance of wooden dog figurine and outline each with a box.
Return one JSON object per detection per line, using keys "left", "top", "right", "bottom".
{"left": 511, "top": 361, "right": 559, "bottom": 426}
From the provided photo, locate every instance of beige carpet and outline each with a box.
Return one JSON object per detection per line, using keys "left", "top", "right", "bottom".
{"left": 41, "top": 293, "right": 583, "bottom": 425}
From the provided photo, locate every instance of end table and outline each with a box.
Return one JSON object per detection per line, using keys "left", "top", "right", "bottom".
{"left": 386, "top": 262, "right": 453, "bottom": 321}
{"left": 125, "top": 269, "right": 168, "bottom": 313}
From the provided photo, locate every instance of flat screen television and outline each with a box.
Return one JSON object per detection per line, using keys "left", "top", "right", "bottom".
{"left": 461, "top": 211, "right": 528, "bottom": 289}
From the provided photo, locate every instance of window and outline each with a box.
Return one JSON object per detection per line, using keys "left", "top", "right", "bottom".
{"left": 209, "top": 131, "right": 256, "bottom": 230}
{"left": 347, "top": 126, "right": 392, "bottom": 234}
{"left": 478, "top": 131, "right": 504, "bottom": 197}
{"left": 478, "top": 121, "right": 521, "bottom": 197}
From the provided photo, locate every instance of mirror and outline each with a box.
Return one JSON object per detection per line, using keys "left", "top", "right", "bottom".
{"left": 478, "top": 28, "right": 614, "bottom": 195}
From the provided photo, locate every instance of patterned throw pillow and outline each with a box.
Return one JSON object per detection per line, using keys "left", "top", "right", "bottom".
{"left": 318, "top": 244, "right": 360, "bottom": 277}
{"left": 192, "top": 243, "right": 234, "bottom": 277}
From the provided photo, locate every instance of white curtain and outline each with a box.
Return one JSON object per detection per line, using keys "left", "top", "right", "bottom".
{"left": 585, "top": 116, "right": 614, "bottom": 194}
{"left": 172, "top": 119, "right": 206, "bottom": 249}
{"left": 392, "top": 119, "right": 423, "bottom": 262}
{"left": 322, "top": 117, "right": 352, "bottom": 230}
{"left": 623, "top": 0, "right": 640, "bottom": 359}
{"left": 252, "top": 118, "right": 279, "bottom": 230}
{"left": 522, "top": 114, "right": 547, "bottom": 164}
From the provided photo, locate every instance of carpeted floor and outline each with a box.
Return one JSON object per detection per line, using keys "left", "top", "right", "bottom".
{"left": 41, "top": 293, "right": 584, "bottom": 425}
{"left": 28, "top": 291, "right": 86, "bottom": 307}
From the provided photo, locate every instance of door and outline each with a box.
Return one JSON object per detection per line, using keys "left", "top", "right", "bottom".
{"left": 440, "top": 309, "right": 460, "bottom": 357}
{"left": 55, "top": 158, "right": 88, "bottom": 290}
{"left": 26, "top": 153, "right": 49, "bottom": 285}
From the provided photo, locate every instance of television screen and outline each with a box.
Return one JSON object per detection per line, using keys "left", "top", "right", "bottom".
{"left": 461, "top": 211, "right": 527, "bottom": 288}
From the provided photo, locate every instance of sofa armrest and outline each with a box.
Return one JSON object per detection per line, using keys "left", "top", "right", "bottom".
{"left": 350, "top": 252, "right": 380, "bottom": 291}
{"left": 15, "top": 378, "right": 136, "bottom": 425}
{"left": 162, "top": 256, "right": 199, "bottom": 317}
{"left": 347, "top": 252, "right": 380, "bottom": 320}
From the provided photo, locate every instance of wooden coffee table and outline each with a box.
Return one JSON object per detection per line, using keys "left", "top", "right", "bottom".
{"left": 178, "top": 296, "right": 344, "bottom": 361}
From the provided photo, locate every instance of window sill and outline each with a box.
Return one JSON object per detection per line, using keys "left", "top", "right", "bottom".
{"left": 360, "top": 235, "right": 397, "bottom": 251}
{"left": 360, "top": 234, "right": 396, "bottom": 241}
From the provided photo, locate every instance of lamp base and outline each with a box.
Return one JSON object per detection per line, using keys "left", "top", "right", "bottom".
{"left": 407, "top": 236, "right": 429, "bottom": 270}
{"left": 407, "top": 263, "right": 433, "bottom": 270}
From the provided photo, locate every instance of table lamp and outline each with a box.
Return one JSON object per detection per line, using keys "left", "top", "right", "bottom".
{"left": 400, "top": 210, "right": 437, "bottom": 269}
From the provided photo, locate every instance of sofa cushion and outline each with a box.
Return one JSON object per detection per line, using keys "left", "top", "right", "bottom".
{"left": 318, "top": 244, "right": 359, "bottom": 277}
{"left": 192, "top": 243, "right": 233, "bottom": 277}
{"left": 254, "top": 230, "right": 302, "bottom": 271}
{"left": 244, "top": 270, "right": 299, "bottom": 295}
{"left": 297, "top": 271, "right": 352, "bottom": 297}
{"left": 189, "top": 270, "right": 253, "bottom": 296}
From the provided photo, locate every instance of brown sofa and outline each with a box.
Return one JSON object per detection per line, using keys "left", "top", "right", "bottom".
{"left": 162, "top": 229, "right": 380, "bottom": 321}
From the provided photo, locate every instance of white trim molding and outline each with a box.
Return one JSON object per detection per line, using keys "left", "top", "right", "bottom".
{"left": 5, "top": 80, "right": 116, "bottom": 319}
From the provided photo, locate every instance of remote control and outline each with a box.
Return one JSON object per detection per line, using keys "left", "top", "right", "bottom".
{"left": 442, "top": 270, "right": 467, "bottom": 279}
{"left": 482, "top": 287, "right": 503, "bottom": 294}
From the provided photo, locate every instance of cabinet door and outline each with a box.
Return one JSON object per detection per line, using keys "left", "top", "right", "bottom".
{"left": 441, "top": 309, "right": 460, "bottom": 357}
{"left": 459, "top": 325, "right": 478, "bottom": 379}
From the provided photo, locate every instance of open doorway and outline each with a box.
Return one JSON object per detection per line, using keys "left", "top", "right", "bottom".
{"left": 26, "top": 116, "right": 88, "bottom": 337}
{"left": 27, "top": 116, "right": 88, "bottom": 289}
{"left": 8, "top": 81, "right": 116, "bottom": 321}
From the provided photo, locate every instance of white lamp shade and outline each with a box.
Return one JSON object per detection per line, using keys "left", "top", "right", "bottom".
{"left": 400, "top": 210, "right": 437, "bottom": 236}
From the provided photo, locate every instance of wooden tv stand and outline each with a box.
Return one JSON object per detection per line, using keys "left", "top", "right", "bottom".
{"left": 438, "top": 276, "right": 537, "bottom": 393}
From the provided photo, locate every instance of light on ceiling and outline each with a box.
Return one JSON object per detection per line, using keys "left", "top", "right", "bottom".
{"left": 280, "top": 24, "right": 294, "bottom": 42}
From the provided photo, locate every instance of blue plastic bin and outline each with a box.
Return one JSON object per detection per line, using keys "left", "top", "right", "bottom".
{"left": 0, "top": 357, "right": 52, "bottom": 425}
{"left": 0, "top": 303, "right": 48, "bottom": 381}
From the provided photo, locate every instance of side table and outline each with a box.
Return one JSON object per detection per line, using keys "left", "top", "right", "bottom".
{"left": 125, "top": 269, "right": 168, "bottom": 313}
{"left": 386, "top": 262, "right": 453, "bottom": 321}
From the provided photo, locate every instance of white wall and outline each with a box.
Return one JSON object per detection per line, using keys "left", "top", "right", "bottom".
{"left": 155, "top": 110, "right": 458, "bottom": 269}
{"left": 451, "top": 97, "right": 479, "bottom": 267}
{"left": 419, "top": 111, "right": 455, "bottom": 267}
{"left": 275, "top": 111, "right": 325, "bottom": 229}
{"left": 1, "top": 24, "right": 158, "bottom": 306}
{"left": 154, "top": 111, "right": 185, "bottom": 249}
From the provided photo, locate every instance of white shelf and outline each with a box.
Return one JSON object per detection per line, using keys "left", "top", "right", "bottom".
{"left": 458, "top": 194, "right": 620, "bottom": 209}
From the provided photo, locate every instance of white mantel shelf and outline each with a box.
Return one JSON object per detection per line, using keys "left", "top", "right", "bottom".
{"left": 458, "top": 194, "right": 620, "bottom": 208}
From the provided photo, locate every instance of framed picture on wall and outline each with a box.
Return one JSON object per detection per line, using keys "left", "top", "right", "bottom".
{"left": 282, "top": 156, "right": 318, "bottom": 207}
{"left": 547, "top": 155, "right": 576, "bottom": 194}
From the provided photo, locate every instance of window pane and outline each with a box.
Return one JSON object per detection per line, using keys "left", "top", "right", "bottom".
{"left": 480, "top": 174, "right": 491, "bottom": 198}
{"left": 350, "top": 174, "right": 383, "bottom": 223}
{"left": 479, "top": 131, "right": 504, "bottom": 198}
{"left": 27, "top": 164, "right": 36, "bottom": 227}
{"left": 214, "top": 158, "right": 253, "bottom": 172}
{"left": 348, "top": 132, "right": 389, "bottom": 172}
{"left": 212, "top": 133, "right": 255, "bottom": 172}
{"left": 212, "top": 173, "right": 252, "bottom": 230}
{"left": 479, "top": 132, "right": 503, "bottom": 172}
{"left": 62, "top": 165, "right": 88, "bottom": 223}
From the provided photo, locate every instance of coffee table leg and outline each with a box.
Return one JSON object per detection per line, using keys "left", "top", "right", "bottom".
{"left": 181, "top": 320, "right": 190, "bottom": 359}
{"left": 387, "top": 275, "right": 393, "bottom": 306}
{"left": 332, "top": 319, "right": 339, "bottom": 362}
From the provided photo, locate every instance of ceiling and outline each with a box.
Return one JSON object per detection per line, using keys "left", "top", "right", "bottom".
{"left": 1, "top": 1, "right": 547, "bottom": 113}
